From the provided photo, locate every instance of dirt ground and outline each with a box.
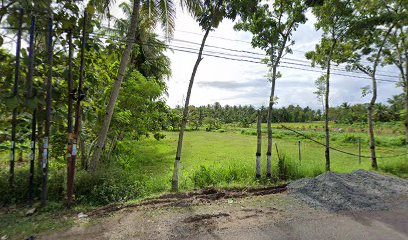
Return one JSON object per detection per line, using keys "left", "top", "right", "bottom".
{"left": 41, "top": 190, "right": 408, "bottom": 240}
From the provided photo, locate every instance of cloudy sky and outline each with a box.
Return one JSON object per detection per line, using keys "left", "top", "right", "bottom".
{"left": 115, "top": 2, "right": 403, "bottom": 110}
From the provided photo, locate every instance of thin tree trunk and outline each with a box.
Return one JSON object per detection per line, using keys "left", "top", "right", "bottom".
{"left": 367, "top": 97, "right": 377, "bottom": 168}
{"left": 41, "top": 16, "right": 53, "bottom": 207}
{"left": 324, "top": 40, "right": 336, "bottom": 172}
{"left": 66, "top": 27, "right": 75, "bottom": 207}
{"left": 404, "top": 50, "right": 408, "bottom": 145}
{"left": 91, "top": 0, "right": 141, "bottom": 171}
{"left": 256, "top": 111, "right": 261, "bottom": 178}
{"left": 9, "top": 9, "right": 23, "bottom": 188}
{"left": 79, "top": 137, "right": 87, "bottom": 170}
{"left": 67, "top": 10, "right": 87, "bottom": 207}
{"left": 266, "top": 64, "right": 277, "bottom": 178}
{"left": 37, "top": 120, "right": 43, "bottom": 172}
{"left": 27, "top": 15, "right": 36, "bottom": 206}
{"left": 172, "top": 26, "right": 212, "bottom": 191}
{"left": 367, "top": 27, "right": 393, "bottom": 169}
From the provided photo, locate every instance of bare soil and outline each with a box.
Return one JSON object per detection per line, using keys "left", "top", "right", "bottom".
{"left": 39, "top": 182, "right": 408, "bottom": 240}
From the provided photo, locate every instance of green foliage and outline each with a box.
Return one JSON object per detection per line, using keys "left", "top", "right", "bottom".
{"left": 204, "top": 117, "right": 222, "bottom": 131}
{"left": 0, "top": 167, "right": 65, "bottom": 204}
{"left": 191, "top": 165, "right": 217, "bottom": 188}
{"left": 75, "top": 168, "right": 143, "bottom": 205}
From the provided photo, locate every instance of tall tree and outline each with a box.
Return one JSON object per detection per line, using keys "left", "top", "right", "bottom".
{"left": 172, "top": 0, "right": 222, "bottom": 191}
{"left": 235, "top": 0, "right": 312, "bottom": 177}
{"left": 91, "top": 0, "right": 201, "bottom": 170}
{"left": 345, "top": 0, "right": 400, "bottom": 168}
{"left": 305, "top": 0, "right": 353, "bottom": 171}
{"left": 9, "top": 9, "right": 23, "bottom": 188}
{"left": 27, "top": 15, "right": 36, "bottom": 206}
{"left": 41, "top": 16, "right": 54, "bottom": 206}
{"left": 171, "top": 0, "right": 258, "bottom": 190}
{"left": 382, "top": 0, "right": 408, "bottom": 143}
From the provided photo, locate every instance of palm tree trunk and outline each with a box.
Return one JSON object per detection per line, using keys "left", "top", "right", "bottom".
{"left": 256, "top": 111, "right": 262, "bottom": 178}
{"left": 91, "top": 0, "right": 141, "bottom": 171}
{"left": 172, "top": 26, "right": 211, "bottom": 191}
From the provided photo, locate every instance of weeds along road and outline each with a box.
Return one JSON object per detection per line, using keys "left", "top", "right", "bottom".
{"left": 43, "top": 192, "right": 408, "bottom": 240}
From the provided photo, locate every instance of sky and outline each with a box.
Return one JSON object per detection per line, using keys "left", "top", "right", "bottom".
{"left": 113, "top": 2, "right": 403, "bottom": 109}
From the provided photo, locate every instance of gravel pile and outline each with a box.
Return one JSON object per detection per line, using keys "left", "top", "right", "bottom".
{"left": 288, "top": 170, "right": 408, "bottom": 212}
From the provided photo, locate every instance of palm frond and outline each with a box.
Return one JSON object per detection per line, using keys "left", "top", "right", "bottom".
{"left": 156, "top": 0, "right": 176, "bottom": 40}
{"left": 179, "top": 0, "right": 203, "bottom": 17}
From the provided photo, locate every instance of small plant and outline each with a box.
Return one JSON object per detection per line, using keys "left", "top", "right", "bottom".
{"left": 191, "top": 165, "right": 216, "bottom": 188}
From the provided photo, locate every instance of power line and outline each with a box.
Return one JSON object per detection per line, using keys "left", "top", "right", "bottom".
{"left": 160, "top": 37, "right": 401, "bottom": 79}
{"left": 167, "top": 45, "right": 398, "bottom": 83}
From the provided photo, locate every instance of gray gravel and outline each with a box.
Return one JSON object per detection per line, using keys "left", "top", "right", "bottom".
{"left": 288, "top": 170, "right": 408, "bottom": 212}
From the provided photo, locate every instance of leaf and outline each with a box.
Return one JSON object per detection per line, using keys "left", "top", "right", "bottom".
{"left": 4, "top": 96, "right": 19, "bottom": 109}
{"left": 26, "top": 98, "right": 39, "bottom": 110}
{"left": 86, "top": 5, "right": 95, "bottom": 15}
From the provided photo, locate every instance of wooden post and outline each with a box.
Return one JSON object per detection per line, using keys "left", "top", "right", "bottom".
{"left": 298, "top": 140, "right": 301, "bottom": 165}
{"left": 9, "top": 9, "right": 23, "bottom": 188}
{"left": 256, "top": 111, "right": 262, "bottom": 178}
{"left": 41, "top": 15, "right": 53, "bottom": 207}
{"left": 27, "top": 15, "right": 36, "bottom": 206}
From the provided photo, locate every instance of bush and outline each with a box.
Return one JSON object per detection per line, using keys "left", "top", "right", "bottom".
{"left": 341, "top": 134, "right": 360, "bottom": 144}
{"left": 190, "top": 165, "right": 216, "bottom": 188}
{"left": 75, "top": 167, "right": 143, "bottom": 205}
{"left": 0, "top": 167, "right": 65, "bottom": 205}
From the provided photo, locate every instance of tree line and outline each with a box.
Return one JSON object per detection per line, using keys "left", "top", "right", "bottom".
{"left": 167, "top": 95, "right": 405, "bottom": 130}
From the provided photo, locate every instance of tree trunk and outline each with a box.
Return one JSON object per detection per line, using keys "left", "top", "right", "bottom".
{"left": 405, "top": 51, "right": 408, "bottom": 145}
{"left": 256, "top": 111, "right": 262, "bottom": 178}
{"left": 66, "top": 28, "right": 75, "bottom": 207}
{"left": 91, "top": 0, "right": 141, "bottom": 171}
{"left": 67, "top": 10, "right": 87, "bottom": 207}
{"left": 266, "top": 64, "right": 277, "bottom": 178}
{"left": 27, "top": 15, "right": 36, "bottom": 206}
{"left": 79, "top": 138, "right": 87, "bottom": 170}
{"left": 367, "top": 98, "right": 377, "bottom": 168}
{"left": 9, "top": 9, "right": 23, "bottom": 188}
{"left": 37, "top": 120, "right": 43, "bottom": 172}
{"left": 324, "top": 40, "right": 336, "bottom": 172}
{"left": 41, "top": 16, "right": 53, "bottom": 206}
{"left": 172, "top": 26, "right": 211, "bottom": 191}
{"left": 367, "top": 26, "right": 393, "bottom": 169}
{"left": 324, "top": 64, "right": 331, "bottom": 172}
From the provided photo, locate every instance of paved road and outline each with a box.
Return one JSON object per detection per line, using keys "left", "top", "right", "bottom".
{"left": 43, "top": 193, "right": 408, "bottom": 240}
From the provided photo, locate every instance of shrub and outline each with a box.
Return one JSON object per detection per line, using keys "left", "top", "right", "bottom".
{"left": 190, "top": 165, "right": 216, "bottom": 188}
{"left": 75, "top": 167, "right": 142, "bottom": 205}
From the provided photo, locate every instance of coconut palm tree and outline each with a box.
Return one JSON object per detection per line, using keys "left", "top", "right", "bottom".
{"left": 91, "top": 0, "right": 202, "bottom": 170}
